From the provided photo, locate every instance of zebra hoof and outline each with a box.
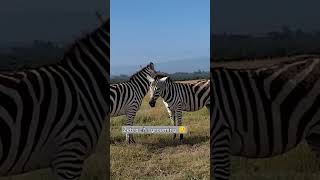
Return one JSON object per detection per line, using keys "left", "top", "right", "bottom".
{"left": 128, "top": 138, "right": 136, "bottom": 144}
{"left": 126, "top": 134, "right": 136, "bottom": 144}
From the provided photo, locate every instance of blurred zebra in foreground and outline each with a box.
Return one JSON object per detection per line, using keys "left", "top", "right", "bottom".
{"left": 0, "top": 18, "right": 109, "bottom": 180}
{"left": 210, "top": 57, "right": 320, "bottom": 180}
{"left": 110, "top": 63, "right": 157, "bottom": 143}
{"left": 147, "top": 74, "right": 210, "bottom": 141}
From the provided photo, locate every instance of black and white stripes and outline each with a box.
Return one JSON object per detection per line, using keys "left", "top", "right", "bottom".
{"left": 210, "top": 57, "right": 320, "bottom": 180}
{"left": 147, "top": 75, "right": 210, "bottom": 140}
{"left": 0, "top": 18, "right": 109, "bottom": 180}
{"left": 110, "top": 63, "right": 156, "bottom": 143}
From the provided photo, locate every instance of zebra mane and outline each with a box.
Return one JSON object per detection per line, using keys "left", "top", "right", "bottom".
{"left": 129, "top": 62, "right": 154, "bottom": 81}
{"left": 61, "top": 17, "right": 109, "bottom": 62}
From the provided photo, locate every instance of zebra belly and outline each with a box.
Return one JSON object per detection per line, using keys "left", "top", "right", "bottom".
{"left": 230, "top": 131, "right": 303, "bottom": 158}
{"left": 0, "top": 140, "right": 56, "bottom": 176}
{"left": 110, "top": 108, "right": 126, "bottom": 117}
{"left": 182, "top": 104, "right": 207, "bottom": 112}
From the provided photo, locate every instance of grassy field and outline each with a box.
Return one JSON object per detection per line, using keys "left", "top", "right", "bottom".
{"left": 214, "top": 55, "right": 320, "bottom": 180}
{"left": 229, "top": 144, "right": 320, "bottom": 180}
{"left": 110, "top": 82, "right": 210, "bottom": 180}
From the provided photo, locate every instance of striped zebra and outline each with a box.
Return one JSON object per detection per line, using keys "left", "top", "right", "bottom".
{"left": 147, "top": 75, "right": 210, "bottom": 140}
{"left": 211, "top": 57, "right": 320, "bottom": 180}
{"left": 0, "top": 18, "right": 109, "bottom": 180}
{"left": 110, "top": 63, "right": 157, "bottom": 143}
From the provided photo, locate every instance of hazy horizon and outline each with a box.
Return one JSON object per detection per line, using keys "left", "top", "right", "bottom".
{"left": 110, "top": 57, "right": 209, "bottom": 76}
{"left": 213, "top": 0, "right": 320, "bottom": 34}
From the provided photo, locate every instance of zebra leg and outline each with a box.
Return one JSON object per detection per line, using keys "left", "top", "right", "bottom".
{"left": 167, "top": 108, "right": 173, "bottom": 120}
{"left": 173, "top": 113, "right": 177, "bottom": 139}
{"left": 176, "top": 109, "right": 184, "bottom": 141}
{"left": 126, "top": 110, "right": 136, "bottom": 144}
{"left": 168, "top": 110, "right": 177, "bottom": 139}
{"left": 211, "top": 126, "right": 232, "bottom": 180}
{"left": 51, "top": 152, "right": 85, "bottom": 180}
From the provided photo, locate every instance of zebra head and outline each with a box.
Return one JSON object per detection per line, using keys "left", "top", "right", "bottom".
{"left": 131, "top": 62, "right": 156, "bottom": 80}
{"left": 133, "top": 62, "right": 156, "bottom": 84}
{"left": 147, "top": 74, "right": 171, "bottom": 107}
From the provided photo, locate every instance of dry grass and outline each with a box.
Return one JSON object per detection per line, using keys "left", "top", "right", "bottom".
{"left": 110, "top": 91, "right": 210, "bottom": 180}
{"left": 230, "top": 143, "right": 320, "bottom": 180}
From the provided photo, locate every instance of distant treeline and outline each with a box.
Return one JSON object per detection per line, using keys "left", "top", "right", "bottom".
{"left": 0, "top": 40, "right": 64, "bottom": 71}
{"left": 111, "top": 70, "right": 209, "bottom": 84}
{"left": 213, "top": 26, "right": 320, "bottom": 61}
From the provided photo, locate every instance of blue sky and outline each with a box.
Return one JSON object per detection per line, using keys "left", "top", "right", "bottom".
{"left": 111, "top": 0, "right": 209, "bottom": 67}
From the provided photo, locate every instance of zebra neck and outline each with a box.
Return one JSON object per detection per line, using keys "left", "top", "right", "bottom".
{"left": 61, "top": 26, "right": 109, "bottom": 83}
{"left": 130, "top": 76, "right": 150, "bottom": 98}
{"left": 58, "top": 23, "right": 109, "bottom": 117}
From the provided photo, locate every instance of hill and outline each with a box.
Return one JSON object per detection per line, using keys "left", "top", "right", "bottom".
{"left": 111, "top": 57, "right": 209, "bottom": 76}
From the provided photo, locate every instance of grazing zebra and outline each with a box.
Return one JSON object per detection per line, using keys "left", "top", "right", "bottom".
{"left": 110, "top": 63, "right": 157, "bottom": 143}
{"left": 0, "top": 18, "right": 109, "bottom": 180}
{"left": 211, "top": 57, "right": 320, "bottom": 180}
{"left": 147, "top": 75, "right": 210, "bottom": 140}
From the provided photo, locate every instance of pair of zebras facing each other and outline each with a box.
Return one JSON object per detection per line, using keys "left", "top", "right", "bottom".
{"left": 110, "top": 63, "right": 211, "bottom": 143}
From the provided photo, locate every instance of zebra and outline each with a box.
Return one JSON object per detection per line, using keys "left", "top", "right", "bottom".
{"left": 110, "top": 62, "right": 157, "bottom": 143}
{"left": 147, "top": 74, "right": 210, "bottom": 141}
{"left": 0, "top": 18, "right": 109, "bottom": 180}
{"left": 211, "top": 57, "right": 320, "bottom": 180}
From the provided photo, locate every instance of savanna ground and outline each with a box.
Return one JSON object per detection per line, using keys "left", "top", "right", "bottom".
{"left": 110, "top": 79, "right": 210, "bottom": 180}
{"left": 214, "top": 55, "right": 320, "bottom": 180}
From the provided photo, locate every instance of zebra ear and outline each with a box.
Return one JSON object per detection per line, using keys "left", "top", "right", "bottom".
{"left": 149, "top": 62, "right": 154, "bottom": 70}
{"left": 146, "top": 75, "right": 155, "bottom": 83}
